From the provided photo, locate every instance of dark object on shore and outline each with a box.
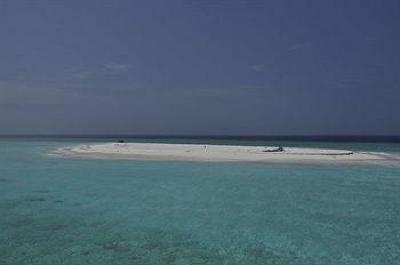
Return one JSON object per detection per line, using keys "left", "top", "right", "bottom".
{"left": 262, "top": 146, "right": 284, "bottom": 152}
{"left": 117, "top": 139, "right": 125, "bottom": 143}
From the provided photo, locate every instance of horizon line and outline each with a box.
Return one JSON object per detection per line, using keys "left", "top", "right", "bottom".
{"left": 0, "top": 134, "right": 399, "bottom": 142}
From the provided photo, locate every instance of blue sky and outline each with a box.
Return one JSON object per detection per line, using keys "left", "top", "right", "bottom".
{"left": 0, "top": 0, "right": 399, "bottom": 135}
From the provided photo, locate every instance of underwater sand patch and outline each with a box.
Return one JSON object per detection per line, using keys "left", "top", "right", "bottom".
{"left": 32, "top": 189, "right": 50, "bottom": 194}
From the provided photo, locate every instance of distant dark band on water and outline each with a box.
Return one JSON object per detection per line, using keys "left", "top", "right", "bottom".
{"left": 0, "top": 134, "right": 400, "bottom": 143}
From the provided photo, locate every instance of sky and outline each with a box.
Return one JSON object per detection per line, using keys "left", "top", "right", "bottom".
{"left": 0, "top": 0, "right": 399, "bottom": 135}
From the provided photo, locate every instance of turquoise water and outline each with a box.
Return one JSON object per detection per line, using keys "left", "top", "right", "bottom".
{"left": 1, "top": 139, "right": 400, "bottom": 265}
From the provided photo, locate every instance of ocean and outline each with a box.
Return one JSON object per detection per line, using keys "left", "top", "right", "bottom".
{"left": 1, "top": 137, "right": 400, "bottom": 265}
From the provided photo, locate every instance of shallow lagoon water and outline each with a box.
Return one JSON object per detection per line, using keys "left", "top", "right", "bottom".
{"left": 1, "top": 139, "right": 400, "bottom": 264}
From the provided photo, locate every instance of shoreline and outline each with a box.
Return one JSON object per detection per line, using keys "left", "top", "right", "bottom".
{"left": 50, "top": 143, "right": 400, "bottom": 166}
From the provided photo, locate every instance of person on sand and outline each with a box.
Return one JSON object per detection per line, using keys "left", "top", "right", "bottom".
{"left": 204, "top": 145, "right": 207, "bottom": 152}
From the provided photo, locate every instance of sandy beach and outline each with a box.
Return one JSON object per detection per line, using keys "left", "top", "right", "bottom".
{"left": 52, "top": 143, "right": 400, "bottom": 166}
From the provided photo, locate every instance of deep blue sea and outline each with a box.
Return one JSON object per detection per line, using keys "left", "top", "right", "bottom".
{"left": 1, "top": 137, "right": 400, "bottom": 265}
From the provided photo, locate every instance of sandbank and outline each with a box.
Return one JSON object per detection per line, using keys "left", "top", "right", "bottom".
{"left": 51, "top": 143, "right": 400, "bottom": 166}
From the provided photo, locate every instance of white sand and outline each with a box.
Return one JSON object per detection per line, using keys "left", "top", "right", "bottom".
{"left": 52, "top": 143, "right": 400, "bottom": 166}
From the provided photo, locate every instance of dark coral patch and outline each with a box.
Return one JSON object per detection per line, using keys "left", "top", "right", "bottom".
{"left": 24, "top": 197, "right": 46, "bottom": 202}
